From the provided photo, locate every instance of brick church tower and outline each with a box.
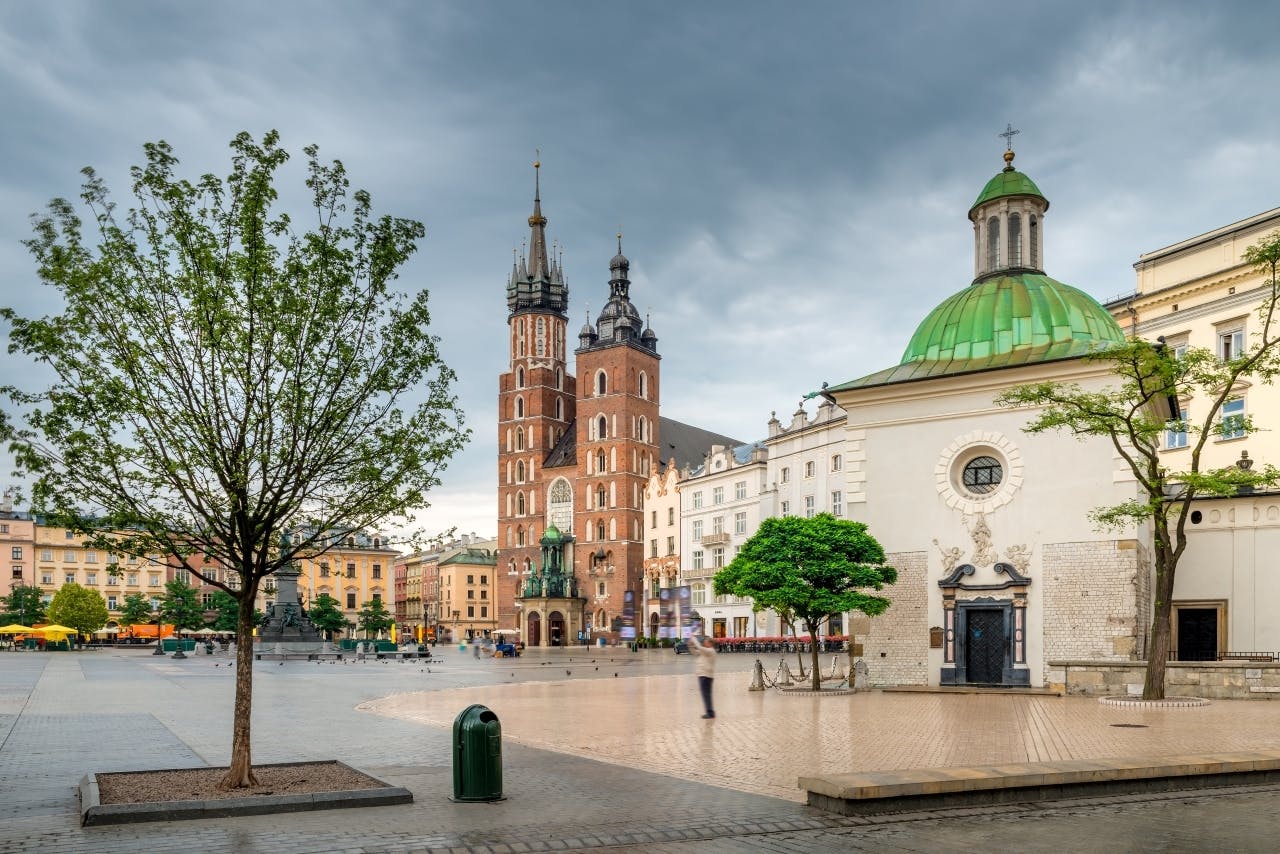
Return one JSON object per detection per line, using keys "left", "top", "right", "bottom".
{"left": 573, "top": 237, "right": 661, "bottom": 637}
{"left": 496, "top": 161, "right": 574, "bottom": 633}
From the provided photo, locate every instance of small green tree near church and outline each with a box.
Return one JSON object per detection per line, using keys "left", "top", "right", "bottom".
{"left": 119, "top": 592, "right": 154, "bottom": 630}
{"left": 714, "top": 513, "right": 896, "bottom": 691}
{"left": 308, "top": 593, "right": 347, "bottom": 640}
{"left": 357, "top": 598, "right": 394, "bottom": 638}
{"left": 996, "top": 230, "right": 1280, "bottom": 700}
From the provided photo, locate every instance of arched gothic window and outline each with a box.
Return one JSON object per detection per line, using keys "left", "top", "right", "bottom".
{"left": 516, "top": 460, "right": 526, "bottom": 482}
{"left": 986, "top": 216, "right": 1000, "bottom": 270}
{"left": 556, "top": 368, "right": 564, "bottom": 390}
{"left": 596, "top": 484, "right": 607, "bottom": 509}
{"left": 596, "top": 520, "right": 606, "bottom": 541}
{"left": 597, "top": 449, "right": 606, "bottom": 472}
{"left": 548, "top": 477, "right": 573, "bottom": 531}
{"left": 1030, "top": 215, "right": 1039, "bottom": 268}
{"left": 516, "top": 427, "right": 525, "bottom": 451}
{"left": 517, "top": 491, "right": 526, "bottom": 515}
{"left": 556, "top": 397, "right": 564, "bottom": 420}
{"left": 1008, "top": 213, "right": 1022, "bottom": 267}
{"left": 597, "top": 415, "right": 607, "bottom": 440}
{"left": 638, "top": 416, "right": 647, "bottom": 443}
{"left": 596, "top": 370, "right": 607, "bottom": 395}
{"left": 638, "top": 371, "right": 647, "bottom": 399}
{"left": 516, "top": 366, "right": 525, "bottom": 388}
{"left": 515, "top": 397, "right": 524, "bottom": 418}
{"left": 517, "top": 526, "right": 526, "bottom": 547}
{"left": 536, "top": 317, "right": 546, "bottom": 357}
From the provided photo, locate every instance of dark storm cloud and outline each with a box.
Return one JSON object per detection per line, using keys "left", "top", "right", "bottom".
{"left": 3, "top": 1, "right": 1280, "bottom": 537}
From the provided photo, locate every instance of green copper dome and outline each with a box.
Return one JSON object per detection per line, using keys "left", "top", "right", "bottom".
{"left": 970, "top": 169, "right": 1047, "bottom": 214}
{"left": 541, "top": 523, "right": 563, "bottom": 544}
{"left": 829, "top": 273, "right": 1125, "bottom": 390}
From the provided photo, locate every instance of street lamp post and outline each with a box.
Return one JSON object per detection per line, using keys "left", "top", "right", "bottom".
{"left": 152, "top": 611, "right": 164, "bottom": 656}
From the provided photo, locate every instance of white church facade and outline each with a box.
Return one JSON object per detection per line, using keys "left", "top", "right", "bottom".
{"left": 826, "top": 147, "right": 1152, "bottom": 688}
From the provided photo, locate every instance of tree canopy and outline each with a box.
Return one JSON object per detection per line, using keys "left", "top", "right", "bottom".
{"left": 1, "top": 584, "right": 47, "bottom": 626}
{"left": 995, "top": 229, "right": 1280, "bottom": 699}
{"left": 356, "top": 598, "right": 393, "bottom": 637}
{"left": 159, "top": 578, "right": 206, "bottom": 631}
{"left": 714, "top": 513, "right": 896, "bottom": 690}
{"left": 0, "top": 131, "right": 467, "bottom": 787}
{"left": 308, "top": 593, "right": 347, "bottom": 639}
{"left": 47, "top": 582, "right": 109, "bottom": 637}
{"left": 119, "top": 592, "right": 154, "bottom": 627}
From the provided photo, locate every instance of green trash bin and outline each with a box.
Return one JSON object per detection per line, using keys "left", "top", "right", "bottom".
{"left": 451, "top": 703, "right": 504, "bottom": 802}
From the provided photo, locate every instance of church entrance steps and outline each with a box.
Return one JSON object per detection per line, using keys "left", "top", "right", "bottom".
{"left": 800, "top": 750, "right": 1280, "bottom": 816}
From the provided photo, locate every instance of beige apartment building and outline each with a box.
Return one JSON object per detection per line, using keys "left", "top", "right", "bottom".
{"left": 437, "top": 538, "right": 498, "bottom": 641}
{"left": 1107, "top": 207, "right": 1280, "bottom": 659}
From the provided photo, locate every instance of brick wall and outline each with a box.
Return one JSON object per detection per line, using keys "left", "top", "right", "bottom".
{"left": 1047, "top": 659, "right": 1280, "bottom": 700}
{"left": 1042, "top": 540, "right": 1142, "bottom": 672}
{"left": 862, "top": 550, "right": 928, "bottom": 686}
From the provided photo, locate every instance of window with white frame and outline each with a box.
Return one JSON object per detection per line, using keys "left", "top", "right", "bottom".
{"left": 831, "top": 454, "right": 842, "bottom": 471}
{"left": 9, "top": 546, "right": 20, "bottom": 560}
{"left": 734, "top": 511, "right": 747, "bottom": 534}
{"left": 692, "top": 582, "right": 706, "bottom": 605}
{"left": 1166, "top": 405, "right": 1189, "bottom": 449}
{"left": 64, "top": 572, "right": 75, "bottom": 585}
{"left": 712, "top": 516, "right": 724, "bottom": 535}
{"left": 107, "top": 596, "right": 117, "bottom": 610}
{"left": 692, "top": 550, "right": 704, "bottom": 570}
{"left": 691, "top": 520, "right": 703, "bottom": 540}
{"left": 804, "top": 495, "right": 815, "bottom": 517}
{"left": 40, "top": 549, "right": 51, "bottom": 561}
{"left": 1219, "top": 327, "right": 1245, "bottom": 361}
{"left": 41, "top": 572, "right": 52, "bottom": 584}
{"left": 692, "top": 491, "right": 703, "bottom": 509}
{"left": 804, "top": 461, "right": 815, "bottom": 478}
{"left": 781, "top": 500, "right": 790, "bottom": 516}
{"left": 712, "top": 546, "right": 725, "bottom": 568}
{"left": 1221, "top": 398, "right": 1245, "bottom": 440}
{"left": 712, "top": 486, "right": 724, "bottom": 504}
{"left": 86, "top": 573, "right": 96, "bottom": 586}
{"left": 781, "top": 467, "right": 790, "bottom": 483}
{"left": 734, "top": 480, "right": 746, "bottom": 500}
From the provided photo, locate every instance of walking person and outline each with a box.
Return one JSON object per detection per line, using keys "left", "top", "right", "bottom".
{"left": 688, "top": 629, "right": 717, "bottom": 719}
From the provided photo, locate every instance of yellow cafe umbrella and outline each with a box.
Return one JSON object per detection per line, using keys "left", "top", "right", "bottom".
{"left": 0, "top": 624, "right": 34, "bottom": 634}
{"left": 36, "top": 624, "right": 78, "bottom": 639}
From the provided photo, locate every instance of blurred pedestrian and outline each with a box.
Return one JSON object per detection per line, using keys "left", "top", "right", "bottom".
{"left": 688, "top": 630, "right": 717, "bottom": 719}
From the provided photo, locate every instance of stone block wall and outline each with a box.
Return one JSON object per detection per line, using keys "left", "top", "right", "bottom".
{"left": 861, "top": 550, "right": 928, "bottom": 686}
{"left": 1047, "top": 659, "right": 1280, "bottom": 700}
{"left": 1042, "top": 540, "right": 1142, "bottom": 671}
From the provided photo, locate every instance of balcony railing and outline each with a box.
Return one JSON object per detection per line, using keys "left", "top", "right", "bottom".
{"left": 700, "top": 532, "right": 730, "bottom": 546}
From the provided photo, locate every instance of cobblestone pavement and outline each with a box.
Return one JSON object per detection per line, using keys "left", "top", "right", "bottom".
{"left": 2, "top": 646, "right": 1280, "bottom": 852}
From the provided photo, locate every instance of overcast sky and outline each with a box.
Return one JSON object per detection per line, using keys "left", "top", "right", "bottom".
{"left": 3, "top": 2, "right": 1280, "bottom": 542}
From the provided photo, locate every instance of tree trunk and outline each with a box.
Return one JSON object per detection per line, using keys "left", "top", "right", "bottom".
{"left": 1143, "top": 537, "right": 1177, "bottom": 701}
{"left": 219, "top": 592, "right": 259, "bottom": 789}
{"left": 809, "top": 625, "right": 822, "bottom": 692}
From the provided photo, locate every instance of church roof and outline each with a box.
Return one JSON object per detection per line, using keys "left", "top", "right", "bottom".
{"left": 828, "top": 272, "right": 1125, "bottom": 391}
{"left": 658, "top": 417, "right": 743, "bottom": 471}
{"left": 540, "top": 416, "right": 741, "bottom": 472}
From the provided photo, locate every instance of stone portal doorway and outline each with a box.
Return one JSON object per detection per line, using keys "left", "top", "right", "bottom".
{"left": 964, "top": 608, "right": 1007, "bottom": 684}
{"left": 1176, "top": 608, "right": 1219, "bottom": 661}
{"left": 549, "top": 611, "right": 565, "bottom": 646}
{"left": 527, "top": 612, "right": 541, "bottom": 647}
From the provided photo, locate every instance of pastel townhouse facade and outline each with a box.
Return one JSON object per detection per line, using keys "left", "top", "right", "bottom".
{"left": 437, "top": 538, "right": 499, "bottom": 641}
{"left": 1, "top": 492, "right": 35, "bottom": 595}
{"left": 678, "top": 442, "right": 771, "bottom": 640}
{"left": 641, "top": 462, "right": 682, "bottom": 638}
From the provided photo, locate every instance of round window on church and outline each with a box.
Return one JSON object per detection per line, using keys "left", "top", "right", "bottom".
{"left": 961, "top": 455, "right": 1003, "bottom": 495}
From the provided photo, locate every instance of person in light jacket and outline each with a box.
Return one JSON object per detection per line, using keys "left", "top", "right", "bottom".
{"left": 688, "top": 631, "right": 717, "bottom": 719}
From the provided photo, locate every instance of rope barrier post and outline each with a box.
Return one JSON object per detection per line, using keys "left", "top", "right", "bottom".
{"left": 749, "top": 657, "right": 766, "bottom": 692}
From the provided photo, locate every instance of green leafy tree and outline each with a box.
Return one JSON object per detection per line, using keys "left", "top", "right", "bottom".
{"left": 119, "top": 592, "right": 154, "bottom": 630}
{"left": 356, "top": 598, "right": 394, "bottom": 638}
{"left": 1, "top": 131, "right": 467, "bottom": 787}
{"left": 1, "top": 584, "right": 47, "bottom": 626}
{"left": 995, "top": 230, "right": 1280, "bottom": 700}
{"left": 714, "top": 513, "right": 896, "bottom": 691}
{"left": 209, "top": 590, "right": 248, "bottom": 632}
{"left": 47, "top": 582, "right": 109, "bottom": 640}
{"left": 159, "top": 578, "right": 205, "bottom": 632}
{"left": 308, "top": 593, "right": 347, "bottom": 640}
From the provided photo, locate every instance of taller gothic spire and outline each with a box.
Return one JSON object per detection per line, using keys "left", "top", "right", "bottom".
{"left": 507, "top": 157, "right": 569, "bottom": 315}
